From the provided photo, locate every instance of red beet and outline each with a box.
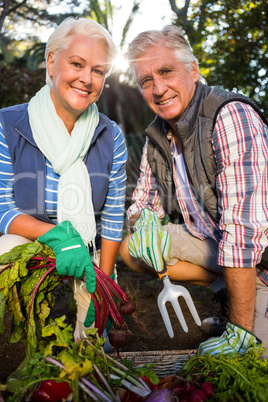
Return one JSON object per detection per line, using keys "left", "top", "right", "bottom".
{"left": 108, "top": 326, "right": 132, "bottom": 349}
{"left": 189, "top": 389, "right": 206, "bottom": 402}
{"left": 201, "top": 381, "right": 214, "bottom": 397}
{"left": 120, "top": 300, "right": 136, "bottom": 315}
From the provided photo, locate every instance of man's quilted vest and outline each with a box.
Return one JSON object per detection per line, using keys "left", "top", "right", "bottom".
{"left": 146, "top": 81, "right": 267, "bottom": 224}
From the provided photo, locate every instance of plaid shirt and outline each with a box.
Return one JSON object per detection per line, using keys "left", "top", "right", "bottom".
{"left": 127, "top": 102, "right": 268, "bottom": 281}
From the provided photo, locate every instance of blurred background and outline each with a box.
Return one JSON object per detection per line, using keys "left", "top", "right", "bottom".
{"left": 0, "top": 0, "right": 267, "bottom": 206}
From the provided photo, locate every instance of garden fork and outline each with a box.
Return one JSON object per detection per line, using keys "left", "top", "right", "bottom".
{"left": 157, "top": 264, "right": 201, "bottom": 338}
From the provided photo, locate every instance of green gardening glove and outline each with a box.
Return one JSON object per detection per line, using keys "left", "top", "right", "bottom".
{"left": 84, "top": 271, "right": 116, "bottom": 327}
{"left": 197, "top": 321, "right": 262, "bottom": 356}
{"left": 128, "top": 208, "right": 171, "bottom": 272}
{"left": 39, "top": 220, "right": 96, "bottom": 293}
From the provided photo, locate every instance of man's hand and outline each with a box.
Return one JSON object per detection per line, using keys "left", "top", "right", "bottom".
{"left": 197, "top": 321, "right": 261, "bottom": 356}
{"left": 39, "top": 220, "right": 96, "bottom": 293}
{"left": 128, "top": 208, "right": 171, "bottom": 272}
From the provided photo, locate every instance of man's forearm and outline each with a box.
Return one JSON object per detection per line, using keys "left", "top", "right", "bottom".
{"left": 224, "top": 266, "right": 256, "bottom": 331}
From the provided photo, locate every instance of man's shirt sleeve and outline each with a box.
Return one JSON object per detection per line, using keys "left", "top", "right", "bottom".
{"left": 212, "top": 101, "right": 268, "bottom": 268}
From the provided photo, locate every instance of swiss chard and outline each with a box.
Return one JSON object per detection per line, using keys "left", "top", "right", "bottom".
{"left": 6, "top": 316, "right": 153, "bottom": 402}
{"left": 0, "top": 241, "right": 60, "bottom": 356}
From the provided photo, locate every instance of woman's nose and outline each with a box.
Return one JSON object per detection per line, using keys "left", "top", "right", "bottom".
{"left": 79, "top": 68, "right": 92, "bottom": 85}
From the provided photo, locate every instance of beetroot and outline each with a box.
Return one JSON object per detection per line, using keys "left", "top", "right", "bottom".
{"left": 120, "top": 300, "right": 136, "bottom": 315}
{"left": 189, "top": 389, "right": 206, "bottom": 402}
{"left": 108, "top": 326, "right": 132, "bottom": 349}
{"left": 201, "top": 381, "right": 214, "bottom": 397}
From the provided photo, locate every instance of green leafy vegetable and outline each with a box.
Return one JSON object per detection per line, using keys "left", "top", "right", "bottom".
{"left": 7, "top": 316, "right": 153, "bottom": 402}
{"left": 180, "top": 347, "right": 268, "bottom": 401}
{"left": 0, "top": 241, "right": 60, "bottom": 357}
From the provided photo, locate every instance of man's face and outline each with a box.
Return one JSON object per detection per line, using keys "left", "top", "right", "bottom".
{"left": 134, "top": 44, "right": 200, "bottom": 130}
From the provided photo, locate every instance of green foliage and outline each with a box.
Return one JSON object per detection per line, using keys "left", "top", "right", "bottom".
{"left": 0, "top": 241, "right": 60, "bottom": 357}
{"left": 181, "top": 346, "right": 268, "bottom": 401}
{"left": 172, "top": 0, "right": 268, "bottom": 112}
{"left": 0, "top": 63, "right": 46, "bottom": 108}
{"left": 7, "top": 316, "right": 153, "bottom": 401}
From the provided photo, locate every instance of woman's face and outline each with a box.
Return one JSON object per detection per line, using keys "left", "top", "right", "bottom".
{"left": 47, "top": 35, "right": 108, "bottom": 125}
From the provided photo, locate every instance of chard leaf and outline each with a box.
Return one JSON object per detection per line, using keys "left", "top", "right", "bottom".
{"left": 0, "top": 241, "right": 43, "bottom": 264}
{"left": 0, "top": 260, "right": 28, "bottom": 296}
{"left": 41, "top": 316, "right": 73, "bottom": 356}
{"left": 58, "top": 350, "right": 93, "bottom": 380}
{"left": 9, "top": 318, "right": 25, "bottom": 344}
{"left": 0, "top": 291, "right": 6, "bottom": 333}
{"left": 7, "top": 283, "right": 25, "bottom": 324}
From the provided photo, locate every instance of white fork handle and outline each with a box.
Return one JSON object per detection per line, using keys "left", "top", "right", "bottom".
{"left": 157, "top": 277, "right": 201, "bottom": 337}
{"left": 157, "top": 291, "right": 187, "bottom": 337}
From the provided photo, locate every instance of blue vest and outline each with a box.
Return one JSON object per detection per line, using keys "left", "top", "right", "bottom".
{"left": 0, "top": 103, "right": 115, "bottom": 248}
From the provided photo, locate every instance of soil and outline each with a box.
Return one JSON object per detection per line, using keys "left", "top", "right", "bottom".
{"left": 0, "top": 257, "right": 221, "bottom": 400}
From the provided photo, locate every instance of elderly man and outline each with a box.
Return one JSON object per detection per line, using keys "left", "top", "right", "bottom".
{"left": 120, "top": 25, "right": 268, "bottom": 356}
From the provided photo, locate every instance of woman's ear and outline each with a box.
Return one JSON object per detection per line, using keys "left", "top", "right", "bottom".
{"left": 47, "top": 52, "right": 54, "bottom": 78}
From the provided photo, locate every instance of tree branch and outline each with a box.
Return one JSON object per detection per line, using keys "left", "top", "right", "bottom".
{"left": 168, "top": 0, "right": 190, "bottom": 17}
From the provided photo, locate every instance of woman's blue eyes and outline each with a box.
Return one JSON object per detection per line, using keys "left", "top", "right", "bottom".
{"left": 71, "top": 62, "right": 104, "bottom": 76}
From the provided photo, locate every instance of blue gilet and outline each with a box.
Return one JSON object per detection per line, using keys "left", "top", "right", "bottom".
{"left": 0, "top": 103, "right": 114, "bottom": 249}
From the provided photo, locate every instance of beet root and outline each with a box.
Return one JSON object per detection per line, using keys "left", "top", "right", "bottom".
{"left": 108, "top": 326, "right": 132, "bottom": 349}
{"left": 120, "top": 300, "right": 136, "bottom": 315}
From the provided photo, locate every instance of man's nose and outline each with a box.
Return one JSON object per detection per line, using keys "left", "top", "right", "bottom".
{"left": 153, "top": 77, "right": 166, "bottom": 96}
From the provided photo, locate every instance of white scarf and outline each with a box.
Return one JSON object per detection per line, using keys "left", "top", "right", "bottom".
{"left": 28, "top": 84, "right": 99, "bottom": 247}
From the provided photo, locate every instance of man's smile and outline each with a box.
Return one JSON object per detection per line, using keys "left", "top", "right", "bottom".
{"left": 157, "top": 96, "right": 176, "bottom": 105}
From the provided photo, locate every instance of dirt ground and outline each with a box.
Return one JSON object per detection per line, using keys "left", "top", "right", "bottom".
{"left": 0, "top": 257, "right": 221, "bottom": 399}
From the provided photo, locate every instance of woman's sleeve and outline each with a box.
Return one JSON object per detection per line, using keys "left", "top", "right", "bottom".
{"left": 100, "top": 122, "right": 128, "bottom": 242}
{"left": 0, "top": 122, "right": 24, "bottom": 233}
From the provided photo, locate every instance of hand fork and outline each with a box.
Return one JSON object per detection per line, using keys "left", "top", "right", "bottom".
{"left": 157, "top": 265, "right": 201, "bottom": 338}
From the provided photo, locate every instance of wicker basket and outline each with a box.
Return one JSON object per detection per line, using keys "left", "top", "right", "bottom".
{"left": 110, "top": 349, "right": 196, "bottom": 378}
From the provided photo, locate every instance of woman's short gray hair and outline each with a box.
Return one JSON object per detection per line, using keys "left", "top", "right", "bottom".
{"left": 45, "top": 17, "right": 117, "bottom": 85}
{"left": 128, "top": 25, "right": 198, "bottom": 82}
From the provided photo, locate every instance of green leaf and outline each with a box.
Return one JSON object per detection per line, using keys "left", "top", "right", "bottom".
{"left": 0, "top": 291, "right": 6, "bottom": 333}
{"left": 0, "top": 241, "right": 43, "bottom": 264}
{"left": 58, "top": 350, "right": 93, "bottom": 381}
{"left": 41, "top": 316, "right": 73, "bottom": 356}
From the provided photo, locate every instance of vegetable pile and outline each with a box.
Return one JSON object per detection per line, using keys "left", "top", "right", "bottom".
{"left": 179, "top": 347, "right": 268, "bottom": 401}
{"left": 0, "top": 241, "right": 136, "bottom": 356}
{"left": 5, "top": 316, "right": 156, "bottom": 402}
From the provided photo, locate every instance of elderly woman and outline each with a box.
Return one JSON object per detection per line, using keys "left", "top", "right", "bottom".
{"left": 0, "top": 17, "right": 127, "bottom": 343}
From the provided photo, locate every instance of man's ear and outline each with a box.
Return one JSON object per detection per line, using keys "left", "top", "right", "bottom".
{"left": 46, "top": 52, "right": 54, "bottom": 78}
{"left": 192, "top": 61, "right": 200, "bottom": 82}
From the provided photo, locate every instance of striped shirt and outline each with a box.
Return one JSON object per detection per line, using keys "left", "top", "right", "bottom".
{"left": 127, "top": 102, "right": 268, "bottom": 269}
{"left": 0, "top": 121, "right": 127, "bottom": 242}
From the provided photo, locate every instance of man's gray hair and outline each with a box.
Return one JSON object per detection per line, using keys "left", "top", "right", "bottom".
{"left": 128, "top": 25, "right": 198, "bottom": 82}
{"left": 45, "top": 17, "right": 117, "bottom": 85}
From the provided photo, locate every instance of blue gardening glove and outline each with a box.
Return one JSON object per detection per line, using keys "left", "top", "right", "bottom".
{"left": 128, "top": 208, "right": 171, "bottom": 272}
{"left": 197, "top": 321, "right": 262, "bottom": 356}
{"left": 39, "top": 220, "right": 96, "bottom": 293}
{"left": 84, "top": 271, "right": 116, "bottom": 327}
